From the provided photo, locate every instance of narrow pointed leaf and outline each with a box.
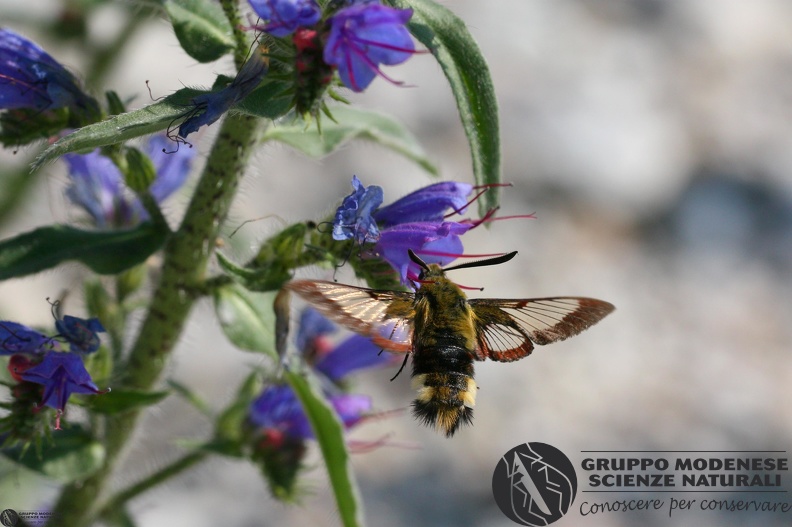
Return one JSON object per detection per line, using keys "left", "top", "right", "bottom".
{"left": 33, "top": 88, "right": 206, "bottom": 169}
{"left": 284, "top": 367, "right": 364, "bottom": 527}
{"left": 387, "top": 0, "right": 501, "bottom": 214}
{"left": 0, "top": 223, "right": 168, "bottom": 279}
{"left": 264, "top": 106, "right": 437, "bottom": 175}
{"left": 165, "top": 0, "right": 234, "bottom": 63}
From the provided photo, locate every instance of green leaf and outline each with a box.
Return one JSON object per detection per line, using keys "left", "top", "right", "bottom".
{"left": 216, "top": 251, "right": 292, "bottom": 293}
{"left": 0, "top": 426, "right": 105, "bottom": 483}
{"left": 214, "top": 284, "right": 277, "bottom": 357}
{"left": 33, "top": 88, "right": 205, "bottom": 169}
{"left": 165, "top": 0, "right": 234, "bottom": 63}
{"left": 0, "top": 223, "right": 168, "bottom": 279}
{"left": 284, "top": 368, "right": 364, "bottom": 527}
{"left": 234, "top": 80, "right": 294, "bottom": 120}
{"left": 264, "top": 106, "right": 438, "bottom": 175}
{"left": 387, "top": 0, "right": 501, "bottom": 214}
{"left": 88, "top": 389, "right": 170, "bottom": 415}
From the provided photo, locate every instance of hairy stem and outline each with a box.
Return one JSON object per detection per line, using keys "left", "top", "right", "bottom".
{"left": 220, "top": 0, "right": 253, "bottom": 70}
{"left": 47, "top": 113, "right": 264, "bottom": 526}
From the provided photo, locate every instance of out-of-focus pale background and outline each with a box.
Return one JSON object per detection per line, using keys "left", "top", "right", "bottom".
{"left": 1, "top": 1, "right": 792, "bottom": 526}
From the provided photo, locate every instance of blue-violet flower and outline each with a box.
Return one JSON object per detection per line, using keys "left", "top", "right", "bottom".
{"left": 0, "top": 28, "right": 94, "bottom": 112}
{"left": 55, "top": 315, "right": 105, "bottom": 354}
{"left": 20, "top": 351, "right": 104, "bottom": 428}
{"left": 64, "top": 134, "right": 195, "bottom": 228}
{"left": 178, "top": 49, "right": 268, "bottom": 137}
{"left": 324, "top": 3, "right": 415, "bottom": 92}
{"left": 0, "top": 322, "right": 51, "bottom": 355}
{"left": 333, "top": 177, "right": 493, "bottom": 283}
{"left": 249, "top": 0, "right": 322, "bottom": 37}
{"left": 332, "top": 175, "right": 383, "bottom": 243}
{"left": 249, "top": 308, "right": 391, "bottom": 441}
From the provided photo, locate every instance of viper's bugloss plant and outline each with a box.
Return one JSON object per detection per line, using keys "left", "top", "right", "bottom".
{"left": 0, "top": 0, "right": 506, "bottom": 524}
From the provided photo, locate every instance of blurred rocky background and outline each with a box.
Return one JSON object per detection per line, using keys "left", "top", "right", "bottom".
{"left": 1, "top": 1, "right": 791, "bottom": 526}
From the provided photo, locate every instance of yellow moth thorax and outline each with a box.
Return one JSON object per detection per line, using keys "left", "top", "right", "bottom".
{"left": 412, "top": 265, "right": 477, "bottom": 352}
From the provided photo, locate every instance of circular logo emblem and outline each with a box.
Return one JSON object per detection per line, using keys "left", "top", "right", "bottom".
{"left": 492, "top": 442, "right": 577, "bottom": 526}
{"left": 0, "top": 509, "right": 18, "bottom": 527}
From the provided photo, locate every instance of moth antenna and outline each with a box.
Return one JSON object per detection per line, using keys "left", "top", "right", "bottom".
{"left": 407, "top": 249, "right": 430, "bottom": 271}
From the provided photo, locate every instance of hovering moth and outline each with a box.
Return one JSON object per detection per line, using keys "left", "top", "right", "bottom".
{"left": 277, "top": 250, "right": 614, "bottom": 437}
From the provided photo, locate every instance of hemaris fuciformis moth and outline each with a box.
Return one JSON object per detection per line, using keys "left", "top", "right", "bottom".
{"left": 276, "top": 250, "right": 614, "bottom": 437}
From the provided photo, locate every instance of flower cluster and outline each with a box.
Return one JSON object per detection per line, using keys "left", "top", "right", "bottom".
{"left": 332, "top": 176, "right": 509, "bottom": 284}
{"left": 1, "top": 313, "right": 107, "bottom": 431}
{"left": 247, "top": 308, "right": 392, "bottom": 498}
{"left": 64, "top": 135, "right": 195, "bottom": 228}
{"left": 175, "top": 0, "right": 417, "bottom": 136}
{"left": 249, "top": 0, "right": 416, "bottom": 93}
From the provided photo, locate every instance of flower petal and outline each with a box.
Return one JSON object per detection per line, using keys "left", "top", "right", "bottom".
{"left": 315, "top": 334, "right": 391, "bottom": 381}
{"left": 332, "top": 175, "right": 384, "bottom": 243}
{"left": 324, "top": 4, "right": 414, "bottom": 92}
{"left": 374, "top": 181, "right": 473, "bottom": 226}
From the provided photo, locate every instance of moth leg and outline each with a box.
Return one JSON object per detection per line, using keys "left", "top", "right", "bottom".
{"left": 371, "top": 335, "right": 411, "bottom": 352}
{"left": 390, "top": 352, "right": 411, "bottom": 382}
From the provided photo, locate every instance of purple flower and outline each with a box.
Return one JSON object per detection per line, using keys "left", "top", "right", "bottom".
{"left": 0, "top": 28, "right": 95, "bottom": 112}
{"left": 332, "top": 175, "right": 383, "bottom": 243}
{"left": 375, "top": 220, "right": 474, "bottom": 283}
{"left": 324, "top": 3, "right": 415, "bottom": 92}
{"left": 20, "top": 351, "right": 103, "bottom": 427}
{"left": 64, "top": 134, "right": 195, "bottom": 228}
{"left": 332, "top": 177, "right": 489, "bottom": 283}
{"left": 295, "top": 307, "right": 336, "bottom": 353}
{"left": 178, "top": 50, "right": 268, "bottom": 137}
{"left": 249, "top": 308, "right": 390, "bottom": 441}
{"left": 55, "top": 316, "right": 105, "bottom": 354}
{"left": 146, "top": 135, "right": 194, "bottom": 202}
{"left": 64, "top": 151, "right": 137, "bottom": 228}
{"left": 249, "top": 0, "right": 322, "bottom": 37}
{"left": 0, "top": 322, "right": 50, "bottom": 355}
{"left": 374, "top": 181, "right": 474, "bottom": 226}
{"left": 298, "top": 307, "right": 392, "bottom": 380}
{"left": 249, "top": 385, "right": 371, "bottom": 440}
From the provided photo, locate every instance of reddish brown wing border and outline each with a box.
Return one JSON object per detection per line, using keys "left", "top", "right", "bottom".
{"left": 284, "top": 280, "right": 416, "bottom": 351}
{"left": 469, "top": 297, "right": 615, "bottom": 361}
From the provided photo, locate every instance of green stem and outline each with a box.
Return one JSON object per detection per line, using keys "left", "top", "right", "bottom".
{"left": 46, "top": 113, "right": 264, "bottom": 526}
{"left": 219, "top": 0, "right": 252, "bottom": 70}
{"left": 97, "top": 450, "right": 209, "bottom": 520}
